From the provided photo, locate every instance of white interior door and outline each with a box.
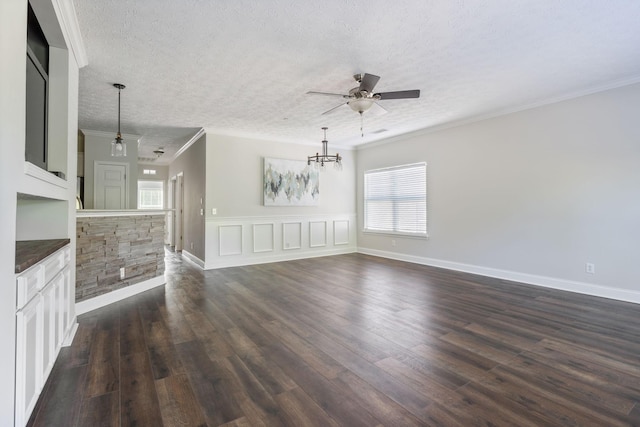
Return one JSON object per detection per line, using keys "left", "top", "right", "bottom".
{"left": 94, "top": 161, "right": 128, "bottom": 209}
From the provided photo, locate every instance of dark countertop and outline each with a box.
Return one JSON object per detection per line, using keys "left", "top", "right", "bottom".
{"left": 15, "top": 239, "right": 70, "bottom": 274}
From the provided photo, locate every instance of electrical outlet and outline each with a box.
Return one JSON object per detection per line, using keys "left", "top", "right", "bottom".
{"left": 391, "top": 239, "right": 396, "bottom": 247}
{"left": 190, "top": 242, "right": 194, "bottom": 250}
{"left": 585, "top": 263, "right": 595, "bottom": 274}
{"left": 120, "top": 267, "right": 125, "bottom": 279}
{"left": 211, "top": 208, "right": 217, "bottom": 215}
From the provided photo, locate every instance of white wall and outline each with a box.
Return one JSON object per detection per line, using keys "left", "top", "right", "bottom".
{"left": 169, "top": 134, "right": 207, "bottom": 262}
{"left": 357, "top": 82, "right": 640, "bottom": 303}
{"left": 16, "top": 199, "right": 69, "bottom": 240}
{"left": 0, "top": 1, "right": 27, "bottom": 422}
{"left": 82, "top": 130, "right": 140, "bottom": 209}
{"left": 47, "top": 47, "right": 70, "bottom": 175}
{"left": 203, "top": 133, "right": 357, "bottom": 269}
{"left": 137, "top": 164, "right": 168, "bottom": 181}
{"left": 65, "top": 48, "right": 80, "bottom": 332}
{"left": 205, "top": 134, "right": 356, "bottom": 217}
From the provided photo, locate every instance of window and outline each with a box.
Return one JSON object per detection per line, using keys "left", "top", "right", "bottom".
{"left": 138, "top": 180, "right": 163, "bottom": 209}
{"left": 143, "top": 169, "right": 157, "bottom": 175}
{"left": 364, "top": 162, "right": 427, "bottom": 237}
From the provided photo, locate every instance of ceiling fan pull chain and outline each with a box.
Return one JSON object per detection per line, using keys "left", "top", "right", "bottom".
{"left": 360, "top": 111, "right": 364, "bottom": 137}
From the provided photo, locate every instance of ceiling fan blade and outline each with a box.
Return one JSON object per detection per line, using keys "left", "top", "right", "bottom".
{"left": 307, "top": 91, "right": 348, "bottom": 98}
{"left": 321, "top": 102, "right": 347, "bottom": 115}
{"left": 359, "top": 73, "right": 380, "bottom": 93}
{"left": 375, "top": 89, "right": 420, "bottom": 100}
{"left": 368, "top": 102, "right": 388, "bottom": 117}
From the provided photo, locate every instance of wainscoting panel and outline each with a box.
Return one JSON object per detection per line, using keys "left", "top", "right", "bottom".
{"left": 205, "top": 214, "right": 356, "bottom": 269}
{"left": 219, "top": 224, "right": 243, "bottom": 256}
{"left": 283, "top": 222, "right": 302, "bottom": 250}
{"left": 334, "top": 220, "right": 350, "bottom": 245}
{"left": 253, "top": 223, "right": 275, "bottom": 253}
{"left": 309, "top": 221, "right": 327, "bottom": 248}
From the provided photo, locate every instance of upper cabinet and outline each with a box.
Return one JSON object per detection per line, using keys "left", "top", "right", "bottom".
{"left": 16, "top": 0, "right": 87, "bottom": 202}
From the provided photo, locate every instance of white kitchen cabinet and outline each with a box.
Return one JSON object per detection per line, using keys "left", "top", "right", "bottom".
{"left": 15, "top": 295, "right": 42, "bottom": 427}
{"left": 41, "top": 279, "right": 54, "bottom": 385}
{"left": 61, "top": 265, "right": 72, "bottom": 345}
{"left": 15, "top": 245, "right": 71, "bottom": 427}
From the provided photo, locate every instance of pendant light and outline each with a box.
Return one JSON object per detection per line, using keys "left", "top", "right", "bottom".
{"left": 307, "top": 127, "right": 342, "bottom": 171}
{"left": 111, "top": 83, "right": 127, "bottom": 157}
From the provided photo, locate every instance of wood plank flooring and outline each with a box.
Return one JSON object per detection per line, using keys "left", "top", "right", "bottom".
{"left": 28, "top": 251, "right": 640, "bottom": 426}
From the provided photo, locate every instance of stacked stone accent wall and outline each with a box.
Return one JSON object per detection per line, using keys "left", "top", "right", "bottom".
{"left": 76, "top": 215, "right": 165, "bottom": 301}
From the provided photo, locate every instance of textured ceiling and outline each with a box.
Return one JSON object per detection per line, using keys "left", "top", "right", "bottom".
{"left": 74, "top": 0, "right": 640, "bottom": 164}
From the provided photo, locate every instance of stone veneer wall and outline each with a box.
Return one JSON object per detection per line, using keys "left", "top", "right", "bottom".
{"left": 76, "top": 215, "right": 165, "bottom": 302}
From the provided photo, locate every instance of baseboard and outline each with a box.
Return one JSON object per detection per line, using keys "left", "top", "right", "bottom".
{"left": 62, "top": 320, "right": 78, "bottom": 347}
{"left": 204, "top": 246, "right": 357, "bottom": 270}
{"left": 358, "top": 247, "right": 640, "bottom": 305}
{"left": 181, "top": 250, "right": 205, "bottom": 268}
{"left": 75, "top": 275, "right": 166, "bottom": 315}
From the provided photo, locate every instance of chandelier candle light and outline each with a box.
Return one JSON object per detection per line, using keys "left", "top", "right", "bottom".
{"left": 111, "top": 83, "right": 126, "bottom": 157}
{"left": 307, "top": 127, "right": 342, "bottom": 171}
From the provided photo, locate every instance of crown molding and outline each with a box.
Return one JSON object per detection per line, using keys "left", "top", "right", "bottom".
{"left": 52, "top": 0, "right": 88, "bottom": 68}
{"left": 172, "top": 128, "right": 205, "bottom": 161}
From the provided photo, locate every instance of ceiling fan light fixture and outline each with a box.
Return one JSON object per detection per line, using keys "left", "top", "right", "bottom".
{"left": 348, "top": 98, "right": 374, "bottom": 113}
{"left": 111, "top": 83, "right": 127, "bottom": 157}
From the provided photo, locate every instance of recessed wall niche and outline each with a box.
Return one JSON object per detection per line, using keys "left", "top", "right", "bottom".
{"left": 16, "top": 194, "right": 68, "bottom": 241}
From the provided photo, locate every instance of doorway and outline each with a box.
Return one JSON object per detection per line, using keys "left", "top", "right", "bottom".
{"left": 169, "top": 173, "right": 184, "bottom": 251}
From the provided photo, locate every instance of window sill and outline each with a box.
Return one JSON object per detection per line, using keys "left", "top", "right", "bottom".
{"left": 362, "top": 229, "right": 429, "bottom": 239}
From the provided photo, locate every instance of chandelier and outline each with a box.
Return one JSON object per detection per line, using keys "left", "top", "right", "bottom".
{"left": 307, "top": 127, "right": 342, "bottom": 171}
{"left": 111, "top": 83, "right": 126, "bottom": 157}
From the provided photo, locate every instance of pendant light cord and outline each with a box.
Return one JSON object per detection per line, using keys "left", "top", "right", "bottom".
{"left": 118, "top": 87, "right": 121, "bottom": 135}
{"left": 113, "top": 83, "right": 125, "bottom": 137}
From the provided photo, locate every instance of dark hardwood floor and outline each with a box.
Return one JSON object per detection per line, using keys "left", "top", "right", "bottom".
{"left": 28, "top": 250, "right": 640, "bottom": 426}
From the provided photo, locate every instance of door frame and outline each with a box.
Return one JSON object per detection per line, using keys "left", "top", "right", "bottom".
{"left": 93, "top": 160, "right": 129, "bottom": 209}
{"left": 172, "top": 172, "right": 184, "bottom": 251}
{"left": 168, "top": 176, "right": 176, "bottom": 247}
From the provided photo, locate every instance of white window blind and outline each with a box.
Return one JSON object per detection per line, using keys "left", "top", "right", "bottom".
{"left": 364, "top": 162, "right": 427, "bottom": 237}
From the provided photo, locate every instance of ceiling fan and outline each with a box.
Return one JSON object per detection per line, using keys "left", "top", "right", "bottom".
{"left": 307, "top": 73, "right": 420, "bottom": 138}
{"left": 307, "top": 73, "right": 420, "bottom": 135}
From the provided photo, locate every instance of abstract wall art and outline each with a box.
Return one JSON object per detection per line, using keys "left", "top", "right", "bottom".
{"left": 263, "top": 157, "right": 319, "bottom": 206}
